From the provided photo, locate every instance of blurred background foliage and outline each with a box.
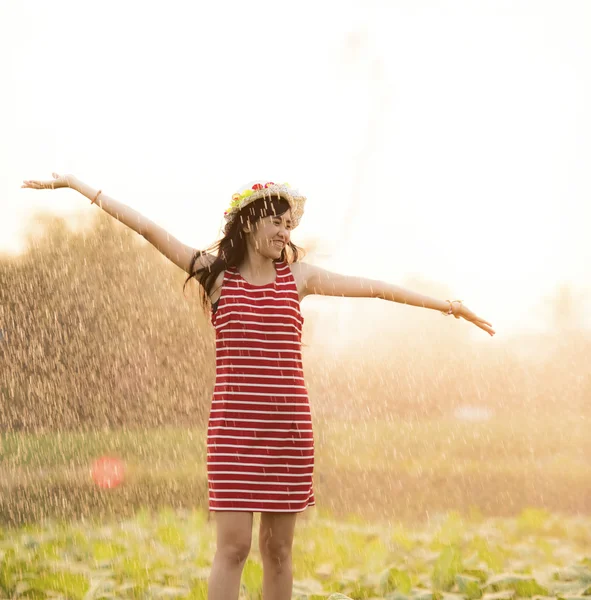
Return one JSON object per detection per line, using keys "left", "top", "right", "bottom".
{"left": 1, "top": 210, "right": 590, "bottom": 432}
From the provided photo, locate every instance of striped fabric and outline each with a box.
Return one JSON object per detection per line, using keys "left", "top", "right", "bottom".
{"left": 207, "top": 261, "right": 315, "bottom": 513}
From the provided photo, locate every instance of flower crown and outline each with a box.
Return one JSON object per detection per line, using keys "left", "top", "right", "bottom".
{"left": 224, "top": 181, "right": 289, "bottom": 216}
{"left": 222, "top": 180, "right": 306, "bottom": 233}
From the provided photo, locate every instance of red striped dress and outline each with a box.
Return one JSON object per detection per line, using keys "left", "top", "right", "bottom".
{"left": 207, "top": 260, "right": 315, "bottom": 513}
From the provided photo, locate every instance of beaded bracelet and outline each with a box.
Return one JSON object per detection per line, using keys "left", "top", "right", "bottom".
{"left": 441, "top": 299, "right": 462, "bottom": 318}
{"left": 91, "top": 190, "right": 102, "bottom": 205}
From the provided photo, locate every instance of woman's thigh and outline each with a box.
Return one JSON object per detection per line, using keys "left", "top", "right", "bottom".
{"left": 213, "top": 511, "right": 254, "bottom": 560}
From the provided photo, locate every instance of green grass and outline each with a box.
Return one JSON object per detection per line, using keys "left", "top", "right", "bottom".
{"left": 0, "top": 507, "right": 590, "bottom": 599}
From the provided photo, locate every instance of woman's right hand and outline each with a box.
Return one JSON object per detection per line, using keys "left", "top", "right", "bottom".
{"left": 21, "top": 172, "right": 77, "bottom": 190}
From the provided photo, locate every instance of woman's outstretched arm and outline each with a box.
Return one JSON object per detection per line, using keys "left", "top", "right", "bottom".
{"left": 22, "top": 173, "right": 202, "bottom": 275}
{"left": 298, "top": 261, "right": 495, "bottom": 336}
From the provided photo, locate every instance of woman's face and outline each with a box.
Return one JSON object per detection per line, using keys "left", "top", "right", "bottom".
{"left": 245, "top": 208, "right": 293, "bottom": 259}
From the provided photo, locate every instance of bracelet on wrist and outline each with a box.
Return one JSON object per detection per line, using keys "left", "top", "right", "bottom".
{"left": 441, "top": 299, "right": 463, "bottom": 318}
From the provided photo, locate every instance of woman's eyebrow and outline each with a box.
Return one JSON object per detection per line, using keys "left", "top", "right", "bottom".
{"left": 273, "top": 215, "right": 293, "bottom": 226}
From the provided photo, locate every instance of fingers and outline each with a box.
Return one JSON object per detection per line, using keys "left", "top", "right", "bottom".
{"left": 474, "top": 315, "right": 492, "bottom": 327}
{"left": 462, "top": 308, "right": 492, "bottom": 328}
{"left": 475, "top": 320, "right": 495, "bottom": 336}
{"left": 460, "top": 309, "right": 495, "bottom": 336}
{"left": 21, "top": 172, "right": 60, "bottom": 189}
{"left": 21, "top": 179, "right": 51, "bottom": 189}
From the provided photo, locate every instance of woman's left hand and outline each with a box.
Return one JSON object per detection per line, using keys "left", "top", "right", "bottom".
{"left": 452, "top": 301, "right": 495, "bottom": 336}
{"left": 21, "top": 172, "right": 77, "bottom": 190}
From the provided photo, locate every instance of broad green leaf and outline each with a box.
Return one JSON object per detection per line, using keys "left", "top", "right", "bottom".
{"left": 554, "top": 568, "right": 586, "bottom": 582}
{"left": 380, "top": 566, "right": 413, "bottom": 594}
{"left": 455, "top": 575, "right": 481, "bottom": 599}
{"left": 552, "top": 582, "right": 591, "bottom": 595}
{"left": 339, "top": 579, "right": 377, "bottom": 599}
{"left": 434, "top": 513, "right": 466, "bottom": 547}
{"left": 433, "top": 547, "right": 463, "bottom": 591}
{"left": 468, "top": 538, "right": 506, "bottom": 572}
{"left": 462, "top": 570, "right": 489, "bottom": 583}
{"left": 484, "top": 574, "right": 548, "bottom": 597}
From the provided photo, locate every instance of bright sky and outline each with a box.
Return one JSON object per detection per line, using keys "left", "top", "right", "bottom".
{"left": 2, "top": 0, "right": 590, "bottom": 337}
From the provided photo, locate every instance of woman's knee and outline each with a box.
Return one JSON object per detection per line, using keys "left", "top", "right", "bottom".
{"left": 216, "top": 538, "right": 252, "bottom": 565}
{"left": 259, "top": 535, "right": 292, "bottom": 568}
{"left": 259, "top": 512, "right": 296, "bottom": 569}
{"left": 214, "top": 511, "right": 253, "bottom": 565}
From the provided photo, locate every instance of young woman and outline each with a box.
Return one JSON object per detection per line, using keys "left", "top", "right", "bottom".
{"left": 21, "top": 173, "right": 494, "bottom": 600}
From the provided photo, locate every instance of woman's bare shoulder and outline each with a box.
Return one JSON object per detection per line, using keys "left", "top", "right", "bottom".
{"left": 287, "top": 261, "right": 308, "bottom": 302}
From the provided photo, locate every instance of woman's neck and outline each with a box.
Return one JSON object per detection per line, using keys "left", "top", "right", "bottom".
{"left": 239, "top": 251, "right": 277, "bottom": 283}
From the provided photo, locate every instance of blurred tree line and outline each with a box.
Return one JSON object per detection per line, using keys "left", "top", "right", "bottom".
{"left": 1, "top": 211, "right": 590, "bottom": 432}
{"left": 0, "top": 212, "right": 215, "bottom": 432}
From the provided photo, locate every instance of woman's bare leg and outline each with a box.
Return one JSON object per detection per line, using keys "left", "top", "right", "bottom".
{"left": 208, "top": 511, "right": 253, "bottom": 600}
{"left": 259, "top": 511, "right": 298, "bottom": 600}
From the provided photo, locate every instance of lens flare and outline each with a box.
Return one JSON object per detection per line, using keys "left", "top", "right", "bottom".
{"left": 91, "top": 456, "right": 125, "bottom": 489}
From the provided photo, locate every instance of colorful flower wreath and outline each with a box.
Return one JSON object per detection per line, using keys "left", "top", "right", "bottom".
{"left": 224, "top": 182, "right": 295, "bottom": 216}
{"left": 222, "top": 180, "right": 306, "bottom": 234}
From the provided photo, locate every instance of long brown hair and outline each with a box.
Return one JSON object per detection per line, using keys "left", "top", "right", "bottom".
{"left": 184, "top": 195, "right": 306, "bottom": 311}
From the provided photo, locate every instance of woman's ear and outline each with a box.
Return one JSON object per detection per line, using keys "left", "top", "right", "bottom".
{"left": 239, "top": 215, "right": 251, "bottom": 234}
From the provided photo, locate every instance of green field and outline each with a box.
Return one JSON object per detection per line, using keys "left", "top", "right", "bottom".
{"left": 1, "top": 507, "right": 590, "bottom": 599}
{"left": 1, "top": 417, "right": 591, "bottom": 598}
{"left": 1, "top": 416, "right": 590, "bottom": 526}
